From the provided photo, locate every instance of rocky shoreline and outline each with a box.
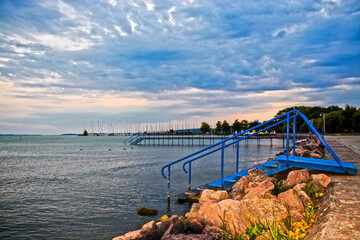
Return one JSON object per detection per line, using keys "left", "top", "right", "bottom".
{"left": 113, "top": 139, "right": 332, "bottom": 240}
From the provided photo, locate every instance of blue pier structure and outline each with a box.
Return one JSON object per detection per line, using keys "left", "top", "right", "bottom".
{"left": 160, "top": 110, "right": 357, "bottom": 200}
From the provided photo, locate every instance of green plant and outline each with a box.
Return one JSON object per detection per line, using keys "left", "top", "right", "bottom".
{"left": 303, "top": 205, "right": 320, "bottom": 225}
{"left": 245, "top": 207, "right": 291, "bottom": 240}
{"left": 282, "top": 206, "right": 292, "bottom": 232}
{"left": 271, "top": 180, "right": 294, "bottom": 196}
{"left": 301, "top": 180, "right": 323, "bottom": 203}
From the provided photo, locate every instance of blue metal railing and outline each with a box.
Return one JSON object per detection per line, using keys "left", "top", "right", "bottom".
{"left": 161, "top": 110, "right": 347, "bottom": 199}
{"left": 123, "top": 132, "right": 145, "bottom": 144}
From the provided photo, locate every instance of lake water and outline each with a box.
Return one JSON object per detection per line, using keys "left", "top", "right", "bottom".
{"left": 0, "top": 135, "right": 285, "bottom": 239}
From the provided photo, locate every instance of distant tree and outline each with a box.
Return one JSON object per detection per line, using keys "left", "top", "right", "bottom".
{"left": 83, "top": 130, "right": 88, "bottom": 136}
{"left": 232, "top": 119, "right": 241, "bottom": 133}
{"left": 249, "top": 120, "right": 260, "bottom": 129}
{"left": 200, "top": 122, "right": 211, "bottom": 134}
{"left": 215, "top": 121, "right": 222, "bottom": 134}
{"left": 222, "top": 120, "right": 231, "bottom": 135}
{"left": 352, "top": 110, "right": 360, "bottom": 132}
{"left": 240, "top": 120, "right": 249, "bottom": 131}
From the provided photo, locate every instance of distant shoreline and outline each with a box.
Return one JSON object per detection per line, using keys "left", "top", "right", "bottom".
{"left": 0, "top": 134, "right": 42, "bottom": 136}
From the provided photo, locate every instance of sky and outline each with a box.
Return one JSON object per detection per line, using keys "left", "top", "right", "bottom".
{"left": 0, "top": 0, "right": 359, "bottom": 134}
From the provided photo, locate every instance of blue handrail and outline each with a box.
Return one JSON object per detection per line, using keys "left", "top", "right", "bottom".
{"left": 123, "top": 132, "right": 146, "bottom": 144}
{"left": 161, "top": 110, "right": 347, "bottom": 198}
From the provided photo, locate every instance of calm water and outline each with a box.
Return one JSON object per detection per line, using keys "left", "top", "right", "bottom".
{"left": 0, "top": 135, "right": 284, "bottom": 239}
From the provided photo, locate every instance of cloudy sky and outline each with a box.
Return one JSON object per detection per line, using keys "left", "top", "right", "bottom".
{"left": 0, "top": 0, "right": 359, "bottom": 134}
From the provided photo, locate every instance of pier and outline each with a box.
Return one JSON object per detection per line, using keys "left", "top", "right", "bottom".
{"left": 124, "top": 133, "right": 311, "bottom": 146}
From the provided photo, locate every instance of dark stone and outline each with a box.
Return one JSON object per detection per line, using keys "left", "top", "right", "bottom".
{"left": 171, "top": 218, "right": 186, "bottom": 234}
{"left": 137, "top": 206, "right": 158, "bottom": 216}
{"left": 185, "top": 218, "right": 203, "bottom": 234}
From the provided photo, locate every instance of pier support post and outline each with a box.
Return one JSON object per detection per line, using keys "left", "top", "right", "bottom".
{"left": 286, "top": 113, "right": 290, "bottom": 166}
{"left": 167, "top": 166, "right": 171, "bottom": 201}
{"left": 236, "top": 142, "right": 239, "bottom": 173}
{"left": 188, "top": 162, "right": 192, "bottom": 190}
{"left": 293, "top": 116, "right": 296, "bottom": 156}
{"left": 221, "top": 142, "right": 225, "bottom": 189}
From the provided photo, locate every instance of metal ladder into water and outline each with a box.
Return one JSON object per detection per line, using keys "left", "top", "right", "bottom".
{"left": 161, "top": 110, "right": 357, "bottom": 200}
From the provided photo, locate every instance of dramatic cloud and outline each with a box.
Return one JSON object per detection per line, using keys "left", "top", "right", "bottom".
{"left": 0, "top": 0, "right": 359, "bottom": 134}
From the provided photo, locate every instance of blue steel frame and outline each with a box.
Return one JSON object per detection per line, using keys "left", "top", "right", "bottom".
{"left": 161, "top": 110, "right": 347, "bottom": 198}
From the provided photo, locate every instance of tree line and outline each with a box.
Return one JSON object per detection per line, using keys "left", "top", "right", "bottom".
{"left": 200, "top": 105, "right": 360, "bottom": 134}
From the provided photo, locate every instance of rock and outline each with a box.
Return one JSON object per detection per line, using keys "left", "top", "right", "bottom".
{"left": 290, "top": 210, "right": 305, "bottom": 222}
{"left": 241, "top": 198, "right": 288, "bottom": 226}
{"left": 296, "top": 190, "right": 313, "bottom": 208}
{"left": 243, "top": 178, "right": 274, "bottom": 200}
{"left": 157, "top": 215, "right": 169, "bottom": 223}
{"left": 140, "top": 221, "right": 159, "bottom": 239}
{"left": 161, "top": 223, "right": 174, "bottom": 240}
{"left": 244, "top": 169, "right": 270, "bottom": 194}
{"left": 157, "top": 215, "right": 179, "bottom": 237}
{"left": 309, "top": 151, "right": 323, "bottom": 159}
{"left": 311, "top": 174, "right": 331, "bottom": 191}
{"left": 304, "top": 143, "right": 316, "bottom": 151}
{"left": 185, "top": 218, "right": 203, "bottom": 234}
{"left": 161, "top": 233, "right": 214, "bottom": 240}
{"left": 251, "top": 162, "right": 262, "bottom": 167}
{"left": 195, "top": 199, "right": 246, "bottom": 235}
{"left": 247, "top": 168, "right": 269, "bottom": 183}
{"left": 172, "top": 218, "right": 186, "bottom": 234}
{"left": 230, "top": 176, "right": 249, "bottom": 199}
{"left": 113, "top": 230, "right": 142, "bottom": 240}
{"left": 188, "top": 203, "right": 201, "bottom": 219}
{"left": 199, "top": 189, "right": 229, "bottom": 203}
{"left": 283, "top": 169, "right": 310, "bottom": 187}
{"left": 202, "top": 225, "right": 220, "bottom": 239}
{"left": 313, "top": 148, "right": 323, "bottom": 156}
{"left": 293, "top": 183, "right": 306, "bottom": 192}
{"left": 278, "top": 189, "right": 305, "bottom": 213}
{"left": 290, "top": 147, "right": 307, "bottom": 157}
{"left": 195, "top": 198, "right": 288, "bottom": 235}
{"left": 137, "top": 206, "right": 158, "bottom": 216}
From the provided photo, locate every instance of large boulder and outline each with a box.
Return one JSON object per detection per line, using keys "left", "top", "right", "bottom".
{"left": 278, "top": 189, "right": 305, "bottom": 213}
{"left": 157, "top": 215, "right": 179, "bottom": 238}
{"left": 161, "top": 224, "right": 219, "bottom": 240}
{"left": 243, "top": 178, "right": 274, "bottom": 200}
{"left": 187, "top": 203, "right": 201, "bottom": 219}
{"left": 241, "top": 198, "right": 288, "bottom": 225}
{"left": 247, "top": 168, "right": 269, "bottom": 183}
{"left": 283, "top": 169, "right": 310, "bottom": 187}
{"left": 185, "top": 218, "right": 204, "bottom": 234}
{"left": 194, "top": 198, "right": 288, "bottom": 236}
{"left": 309, "top": 151, "right": 322, "bottom": 159}
{"left": 140, "top": 221, "right": 159, "bottom": 239}
{"left": 244, "top": 169, "right": 270, "bottom": 194}
{"left": 195, "top": 199, "right": 246, "bottom": 234}
{"left": 296, "top": 190, "right": 313, "bottom": 208}
{"left": 230, "top": 176, "right": 248, "bottom": 199}
{"left": 113, "top": 230, "right": 141, "bottom": 240}
{"left": 199, "top": 189, "right": 229, "bottom": 203}
{"left": 311, "top": 174, "right": 331, "bottom": 191}
{"left": 290, "top": 147, "right": 307, "bottom": 157}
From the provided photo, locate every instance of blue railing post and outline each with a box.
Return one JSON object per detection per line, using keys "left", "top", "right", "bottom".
{"left": 188, "top": 162, "right": 192, "bottom": 190}
{"left": 293, "top": 115, "right": 296, "bottom": 156}
{"left": 236, "top": 142, "right": 239, "bottom": 173}
{"left": 286, "top": 113, "right": 290, "bottom": 166}
{"left": 221, "top": 142, "right": 225, "bottom": 189}
{"left": 167, "top": 166, "right": 171, "bottom": 200}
